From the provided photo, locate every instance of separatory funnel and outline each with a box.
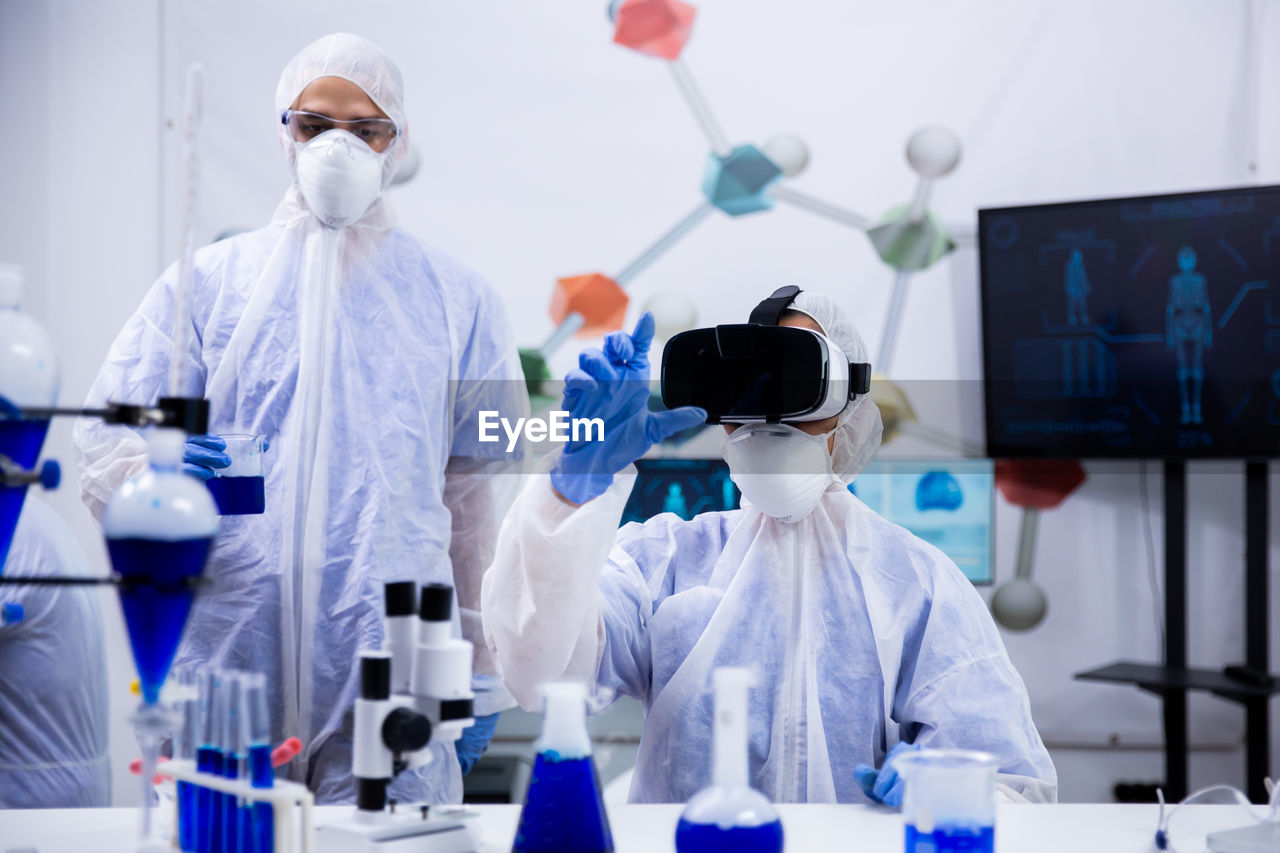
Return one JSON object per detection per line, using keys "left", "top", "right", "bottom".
{"left": 102, "top": 426, "right": 218, "bottom": 849}
{"left": 0, "top": 263, "right": 60, "bottom": 571}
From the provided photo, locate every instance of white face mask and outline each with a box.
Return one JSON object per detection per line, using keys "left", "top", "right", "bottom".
{"left": 723, "top": 422, "right": 836, "bottom": 523}
{"left": 294, "top": 129, "right": 387, "bottom": 228}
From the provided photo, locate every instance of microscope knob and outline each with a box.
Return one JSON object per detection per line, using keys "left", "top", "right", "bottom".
{"left": 382, "top": 707, "right": 432, "bottom": 754}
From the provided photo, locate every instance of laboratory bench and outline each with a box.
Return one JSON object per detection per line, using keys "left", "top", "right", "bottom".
{"left": 0, "top": 803, "right": 1268, "bottom": 852}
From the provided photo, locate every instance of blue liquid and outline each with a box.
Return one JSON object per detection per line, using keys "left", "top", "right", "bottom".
{"left": 513, "top": 753, "right": 614, "bottom": 853}
{"left": 905, "top": 824, "right": 994, "bottom": 853}
{"left": 248, "top": 744, "right": 274, "bottom": 853}
{"left": 206, "top": 476, "right": 265, "bottom": 516}
{"left": 197, "top": 746, "right": 223, "bottom": 853}
{"left": 221, "top": 755, "right": 239, "bottom": 853}
{"left": 178, "top": 779, "right": 197, "bottom": 851}
{"left": 675, "top": 818, "right": 784, "bottom": 853}
{"left": 0, "top": 417, "right": 49, "bottom": 571}
{"left": 106, "top": 537, "right": 212, "bottom": 704}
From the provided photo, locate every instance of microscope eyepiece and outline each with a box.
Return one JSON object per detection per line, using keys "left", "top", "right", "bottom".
{"left": 419, "top": 583, "right": 453, "bottom": 623}
{"left": 359, "top": 652, "right": 391, "bottom": 701}
{"left": 385, "top": 581, "right": 416, "bottom": 617}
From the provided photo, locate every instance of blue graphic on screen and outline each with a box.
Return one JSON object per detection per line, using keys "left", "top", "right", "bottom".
{"left": 624, "top": 458, "right": 993, "bottom": 584}
{"left": 979, "top": 185, "right": 1280, "bottom": 457}
{"left": 850, "top": 459, "right": 993, "bottom": 585}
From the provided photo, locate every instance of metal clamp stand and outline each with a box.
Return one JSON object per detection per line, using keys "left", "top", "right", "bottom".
{"left": 1077, "top": 460, "right": 1276, "bottom": 802}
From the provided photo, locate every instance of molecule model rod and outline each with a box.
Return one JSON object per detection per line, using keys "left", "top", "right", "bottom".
{"left": 615, "top": 201, "right": 714, "bottom": 287}
{"left": 770, "top": 184, "right": 872, "bottom": 231}
{"left": 540, "top": 311, "right": 586, "bottom": 357}
{"left": 876, "top": 269, "right": 912, "bottom": 375}
{"left": 667, "top": 58, "right": 733, "bottom": 157}
{"left": 907, "top": 177, "right": 934, "bottom": 224}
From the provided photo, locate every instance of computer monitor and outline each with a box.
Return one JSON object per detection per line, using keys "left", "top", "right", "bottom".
{"left": 979, "top": 184, "right": 1280, "bottom": 458}
{"left": 623, "top": 457, "right": 994, "bottom": 585}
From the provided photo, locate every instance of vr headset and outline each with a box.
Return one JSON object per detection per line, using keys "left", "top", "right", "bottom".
{"left": 660, "top": 285, "right": 872, "bottom": 424}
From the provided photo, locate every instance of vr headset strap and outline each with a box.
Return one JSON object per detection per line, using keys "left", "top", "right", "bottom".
{"left": 749, "top": 285, "right": 873, "bottom": 396}
{"left": 747, "top": 285, "right": 802, "bottom": 326}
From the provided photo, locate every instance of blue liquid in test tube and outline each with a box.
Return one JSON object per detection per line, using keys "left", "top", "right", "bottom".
{"left": 221, "top": 674, "right": 243, "bottom": 853}
{"left": 241, "top": 673, "right": 275, "bottom": 853}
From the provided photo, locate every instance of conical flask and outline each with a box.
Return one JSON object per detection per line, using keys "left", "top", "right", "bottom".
{"left": 513, "top": 681, "right": 614, "bottom": 853}
{"left": 103, "top": 428, "right": 218, "bottom": 704}
{"left": 675, "top": 668, "right": 783, "bottom": 852}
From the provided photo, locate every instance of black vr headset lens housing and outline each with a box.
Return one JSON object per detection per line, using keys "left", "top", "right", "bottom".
{"left": 662, "top": 324, "right": 866, "bottom": 424}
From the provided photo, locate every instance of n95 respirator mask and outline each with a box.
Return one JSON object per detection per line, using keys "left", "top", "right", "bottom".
{"left": 294, "top": 129, "right": 387, "bottom": 229}
{"left": 723, "top": 422, "right": 837, "bottom": 523}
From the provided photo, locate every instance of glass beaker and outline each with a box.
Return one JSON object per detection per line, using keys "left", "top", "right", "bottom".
{"left": 897, "top": 749, "right": 997, "bottom": 853}
{"left": 206, "top": 434, "right": 265, "bottom": 515}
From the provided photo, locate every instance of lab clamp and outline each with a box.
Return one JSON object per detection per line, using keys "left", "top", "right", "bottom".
{"left": 317, "top": 580, "right": 479, "bottom": 853}
{"left": 0, "top": 396, "right": 209, "bottom": 490}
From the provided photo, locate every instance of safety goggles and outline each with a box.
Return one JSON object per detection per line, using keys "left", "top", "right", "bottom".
{"left": 281, "top": 109, "right": 398, "bottom": 151}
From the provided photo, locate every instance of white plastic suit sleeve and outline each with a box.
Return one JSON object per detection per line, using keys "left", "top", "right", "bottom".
{"left": 74, "top": 265, "right": 206, "bottom": 520}
{"left": 481, "top": 464, "right": 636, "bottom": 711}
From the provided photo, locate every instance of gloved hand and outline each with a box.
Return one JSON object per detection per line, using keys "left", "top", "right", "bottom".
{"left": 183, "top": 435, "right": 230, "bottom": 481}
{"left": 456, "top": 712, "right": 500, "bottom": 775}
{"left": 550, "top": 312, "right": 706, "bottom": 504}
{"left": 854, "top": 740, "right": 921, "bottom": 807}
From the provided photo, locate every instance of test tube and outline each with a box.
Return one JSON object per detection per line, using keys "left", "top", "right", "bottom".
{"left": 221, "top": 673, "right": 243, "bottom": 853}
{"left": 242, "top": 673, "right": 274, "bottom": 853}
{"left": 196, "top": 669, "right": 224, "bottom": 853}
{"left": 176, "top": 667, "right": 199, "bottom": 852}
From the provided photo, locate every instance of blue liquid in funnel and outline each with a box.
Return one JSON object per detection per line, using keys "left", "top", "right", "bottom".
{"left": 675, "top": 818, "right": 784, "bottom": 853}
{"left": 206, "top": 476, "right": 265, "bottom": 516}
{"left": 513, "top": 753, "right": 614, "bottom": 853}
{"left": 106, "top": 536, "right": 212, "bottom": 705}
{"left": 0, "top": 417, "right": 49, "bottom": 571}
{"left": 905, "top": 824, "right": 994, "bottom": 853}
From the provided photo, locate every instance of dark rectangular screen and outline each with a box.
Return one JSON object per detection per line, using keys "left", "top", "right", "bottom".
{"left": 979, "top": 185, "right": 1280, "bottom": 458}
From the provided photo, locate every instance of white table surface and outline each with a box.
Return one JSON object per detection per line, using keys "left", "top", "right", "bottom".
{"left": 0, "top": 803, "right": 1263, "bottom": 853}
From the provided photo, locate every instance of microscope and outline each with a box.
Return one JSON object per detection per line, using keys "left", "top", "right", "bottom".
{"left": 317, "top": 580, "right": 479, "bottom": 853}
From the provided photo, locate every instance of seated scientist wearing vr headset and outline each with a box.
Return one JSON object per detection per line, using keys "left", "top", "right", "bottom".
{"left": 481, "top": 287, "right": 1057, "bottom": 806}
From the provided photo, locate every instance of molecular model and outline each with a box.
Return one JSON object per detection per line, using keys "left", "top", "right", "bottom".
{"left": 521, "top": 0, "right": 966, "bottom": 438}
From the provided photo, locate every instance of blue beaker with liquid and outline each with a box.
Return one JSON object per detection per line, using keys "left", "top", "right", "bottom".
{"left": 675, "top": 668, "right": 783, "bottom": 853}
{"left": 205, "top": 434, "right": 265, "bottom": 515}
{"left": 897, "top": 749, "right": 997, "bottom": 853}
{"left": 512, "top": 681, "right": 614, "bottom": 853}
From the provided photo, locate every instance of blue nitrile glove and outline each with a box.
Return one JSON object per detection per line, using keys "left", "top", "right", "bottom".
{"left": 183, "top": 435, "right": 230, "bottom": 480}
{"left": 854, "top": 740, "right": 921, "bottom": 807}
{"left": 456, "top": 712, "right": 500, "bottom": 775}
{"left": 550, "top": 312, "right": 706, "bottom": 504}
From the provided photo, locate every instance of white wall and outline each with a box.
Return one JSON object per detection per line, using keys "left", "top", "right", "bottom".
{"left": 3, "top": 0, "right": 1280, "bottom": 805}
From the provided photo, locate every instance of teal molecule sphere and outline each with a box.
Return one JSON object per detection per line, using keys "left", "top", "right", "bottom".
{"left": 701, "top": 144, "right": 783, "bottom": 216}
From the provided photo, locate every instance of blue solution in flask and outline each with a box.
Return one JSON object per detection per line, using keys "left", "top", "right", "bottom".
{"left": 107, "top": 536, "right": 211, "bottom": 704}
{"left": 905, "top": 824, "right": 994, "bottom": 853}
{"left": 102, "top": 428, "right": 218, "bottom": 706}
{"left": 513, "top": 681, "right": 614, "bottom": 853}
{"left": 0, "top": 413, "right": 49, "bottom": 570}
{"left": 674, "top": 668, "right": 782, "bottom": 853}
{"left": 206, "top": 476, "right": 265, "bottom": 516}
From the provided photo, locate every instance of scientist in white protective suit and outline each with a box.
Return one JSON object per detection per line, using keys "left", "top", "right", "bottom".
{"left": 74, "top": 34, "right": 528, "bottom": 803}
{"left": 482, "top": 286, "right": 1057, "bottom": 805}
{"left": 0, "top": 497, "right": 111, "bottom": 807}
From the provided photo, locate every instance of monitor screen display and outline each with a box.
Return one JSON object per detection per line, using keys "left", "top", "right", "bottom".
{"left": 980, "top": 185, "right": 1280, "bottom": 458}
{"left": 624, "top": 457, "right": 994, "bottom": 585}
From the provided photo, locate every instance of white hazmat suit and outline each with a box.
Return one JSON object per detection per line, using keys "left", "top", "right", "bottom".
{"left": 0, "top": 498, "right": 111, "bottom": 807}
{"left": 75, "top": 33, "right": 527, "bottom": 803}
{"left": 483, "top": 292, "right": 1056, "bottom": 804}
